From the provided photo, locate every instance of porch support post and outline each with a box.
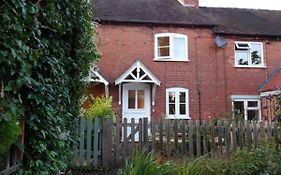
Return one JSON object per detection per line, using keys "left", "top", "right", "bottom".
{"left": 152, "top": 84, "right": 156, "bottom": 112}
{"left": 104, "top": 84, "right": 109, "bottom": 97}
{"left": 118, "top": 84, "right": 121, "bottom": 105}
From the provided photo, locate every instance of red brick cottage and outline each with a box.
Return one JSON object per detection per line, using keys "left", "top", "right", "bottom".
{"left": 88, "top": 0, "right": 281, "bottom": 122}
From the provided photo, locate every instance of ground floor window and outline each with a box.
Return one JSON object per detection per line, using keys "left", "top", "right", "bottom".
{"left": 166, "top": 87, "right": 190, "bottom": 119}
{"left": 231, "top": 95, "right": 261, "bottom": 121}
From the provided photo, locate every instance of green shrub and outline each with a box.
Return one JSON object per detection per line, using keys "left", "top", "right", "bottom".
{"left": 120, "top": 142, "right": 281, "bottom": 175}
{"left": 0, "top": 117, "right": 20, "bottom": 155}
{"left": 119, "top": 151, "right": 175, "bottom": 175}
{"left": 87, "top": 96, "right": 115, "bottom": 119}
{"left": 0, "top": 0, "right": 99, "bottom": 173}
{"left": 176, "top": 143, "right": 281, "bottom": 175}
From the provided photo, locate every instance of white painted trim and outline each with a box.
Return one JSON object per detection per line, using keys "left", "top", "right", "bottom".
{"left": 122, "top": 83, "right": 151, "bottom": 121}
{"left": 234, "top": 65, "right": 267, "bottom": 68}
{"left": 231, "top": 95, "right": 261, "bottom": 121}
{"left": 154, "top": 33, "right": 188, "bottom": 61}
{"left": 260, "top": 90, "right": 281, "bottom": 97}
{"left": 153, "top": 58, "right": 190, "bottom": 62}
{"left": 230, "top": 95, "right": 260, "bottom": 100}
{"left": 177, "top": 0, "right": 195, "bottom": 7}
{"left": 115, "top": 60, "right": 161, "bottom": 86}
{"left": 166, "top": 87, "right": 190, "bottom": 119}
{"left": 234, "top": 41, "right": 265, "bottom": 68}
{"left": 86, "top": 68, "right": 109, "bottom": 86}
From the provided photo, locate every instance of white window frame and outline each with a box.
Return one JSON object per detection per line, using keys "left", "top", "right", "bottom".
{"left": 234, "top": 41, "right": 265, "bottom": 68}
{"left": 231, "top": 95, "right": 261, "bottom": 121}
{"left": 154, "top": 33, "right": 188, "bottom": 62}
{"left": 166, "top": 87, "right": 190, "bottom": 119}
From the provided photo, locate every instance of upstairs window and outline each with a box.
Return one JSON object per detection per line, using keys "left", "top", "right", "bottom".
{"left": 166, "top": 88, "right": 190, "bottom": 119}
{"left": 155, "top": 33, "right": 188, "bottom": 61}
{"left": 234, "top": 41, "right": 264, "bottom": 67}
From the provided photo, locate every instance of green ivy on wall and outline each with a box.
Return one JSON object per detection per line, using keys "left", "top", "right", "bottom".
{"left": 0, "top": 0, "right": 99, "bottom": 174}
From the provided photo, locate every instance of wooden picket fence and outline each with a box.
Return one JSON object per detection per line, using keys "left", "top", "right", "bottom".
{"left": 76, "top": 117, "right": 102, "bottom": 168}
{"left": 0, "top": 146, "right": 19, "bottom": 175}
{"left": 77, "top": 117, "right": 280, "bottom": 169}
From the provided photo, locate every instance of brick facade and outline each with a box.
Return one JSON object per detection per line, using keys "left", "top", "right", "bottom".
{"left": 90, "top": 24, "right": 281, "bottom": 120}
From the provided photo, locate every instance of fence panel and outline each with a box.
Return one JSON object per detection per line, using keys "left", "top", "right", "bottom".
{"left": 76, "top": 117, "right": 280, "bottom": 169}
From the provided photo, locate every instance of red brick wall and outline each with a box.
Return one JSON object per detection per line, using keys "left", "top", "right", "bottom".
{"left": 94, "top": 24, "right": 281, "bottom": 120}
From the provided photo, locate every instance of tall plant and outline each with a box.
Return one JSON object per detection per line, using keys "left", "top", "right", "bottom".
{"left": 0, "top": 0, "right": 99, "bottom": 174}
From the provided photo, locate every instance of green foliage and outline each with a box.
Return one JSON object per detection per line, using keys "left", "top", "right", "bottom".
{"left": 119, "top": 151, "right": 175, "bottom": 175}
{"left": 121, "top": 143, "right": 281, "bottom": 175}
{"left": 175, "top": 143, "right": 281, "bottom": 175}
{"left": 87, "top": 96, "right": 115, "bottom": 119}
{"left": 0, "top": 0, "right": 98, "bottom": 174}
{"left": 0, "top": 117, "right": 20, "bottom": 155}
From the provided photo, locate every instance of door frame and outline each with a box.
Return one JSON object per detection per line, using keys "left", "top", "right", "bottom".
{"left": 122, "top": 83, "right": 151, "bottom": 121}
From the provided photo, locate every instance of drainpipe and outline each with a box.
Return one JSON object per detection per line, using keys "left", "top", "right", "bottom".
{"left": 198, "top": 89, "right": 202, "bottom": 122}
{"left": 195, "top": 37, "right": 202, "bottom": 122}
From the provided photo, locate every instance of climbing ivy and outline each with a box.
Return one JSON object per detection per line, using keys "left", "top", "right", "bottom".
{"left": 0, "top": 0, "right": 99, "bottom": 174}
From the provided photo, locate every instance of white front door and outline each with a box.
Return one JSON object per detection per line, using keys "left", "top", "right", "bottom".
{"left": 122, "top": 83, "right": 151, "bottom": 140}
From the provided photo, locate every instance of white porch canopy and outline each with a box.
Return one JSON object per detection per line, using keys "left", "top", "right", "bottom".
{"left": 86, "top": 67, "right": 110, "bottom": 97}
{"left": 115, "top": 59, "right": 161, "bottom": 109}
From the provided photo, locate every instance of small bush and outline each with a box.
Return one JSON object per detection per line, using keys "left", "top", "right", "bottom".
{"left": 119, "top": 151, "right": 175, "bottom": 175}
{"left": 0, "top": 117, "right": 20, "bottom": 155}
{"left": 87, "top": 96, "right": 115, "bottom": 119}
{"left": 120, "top": 143, "right": 281, "bottom": 175}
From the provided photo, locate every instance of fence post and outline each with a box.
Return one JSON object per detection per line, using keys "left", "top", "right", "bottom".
{"left": 143, "top": 118, "right": 149, "bottom": 149}
{"left": 245, "top": 121, "right": 251, "bottom": 151}
{"left": 93, "top": 117, "right": 101, "bottom": 169}
{"left": 151, "top": 119, "right": 156, "bottom": 151}
{"left": 217, "top": 120, "right": 223, "bottom": 157}
{"left": 231, "top": 121, "right": 237, "bottom": 153}
{"left": 159, "top": 119, "right": 163, "bottom": 154}
{"left": 79, "top": 117, "right": 85, "bottom": 166}
{"left": 102, "top": 118, "right": 113, "bottom": 169}
{"left": 182, "top": 120, "right": 186, "bottom": 155}
{"left": 166, "top": 119, "right": 171, "bottom": 157}
{"left": 174, "top": 119, "right": 179, "bottom": 155}
{"left": 86, "top": 118, "right": 92, "bottom": 166}
{"left": 225, "top": 120, "right": 230, "bottom": 158}
{"left": 114, "top": 117, "right": 121, "bottom": 167}
{"left": 188, "top": 120, "right": 194, "bottom": 159}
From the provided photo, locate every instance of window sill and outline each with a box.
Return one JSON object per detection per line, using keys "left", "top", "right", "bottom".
{"left": 166, "top": 115, "right": 191, "bottom": 119}
{"left": 234, "top": 65, "right": 267, "bottom": 69}
{"left": 154, "top": 58, "right": 189, "bottom": 62}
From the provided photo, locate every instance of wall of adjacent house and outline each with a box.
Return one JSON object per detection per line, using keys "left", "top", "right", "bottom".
{"left": 90, "top": 24, "right": 281, "bottom": 120}
{"left": 261, "top": 95, "right": 280, "bottom": 121}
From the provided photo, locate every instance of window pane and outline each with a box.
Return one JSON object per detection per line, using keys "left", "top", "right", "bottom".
{"left": 237, "top": 43, "right": 249, "bottom": 48}
{"left": 235, "top": 51, "right": 249, "bottom": 65}
{"left": 173, "top": 37, "right": 185, "bottom": 59}
{"left": 128, "top": 90, "right": 135, "bottom": 109}
{"left": 234, "top": 101, "right": 244, "bottom": 119}
{"left": 248, "top": 101, "right": 258, "bottom": 107}
{"left": 247, "top": 110, "right": 259, "bottom": 121}
{"left": 250, "top": 43, "right": 262, "bottom": 65}
{"left": 158, "top": 37, "right": 169, "bottom": 47}
{"left": 180, "top": 104, "right": 186, "bottom": 115}
{"left": 179, "top": 92, "right": 186, "bottom": 103}
{"left": 137, "top": 90, "right": 144, "bottom": 109}
{"left": 169, "top": 92, "right": 176, "bottom": 103}
{"left": 169, "top": 104, "right": 175, "bottom": 115}
{"left": 159, "top": 48, "right": 170, "bottom": 57}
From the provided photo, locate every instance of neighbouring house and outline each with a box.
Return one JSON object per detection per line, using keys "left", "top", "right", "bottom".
{"left": 259, "top": 65, "right": 281, "bottom": 121}
{"left": 88, "top": 0, "right": 281, "bottom": 122}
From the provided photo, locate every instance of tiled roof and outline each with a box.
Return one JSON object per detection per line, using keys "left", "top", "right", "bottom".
{"left": 92, "top": 0, "right": 215, "bottom": 27}
{"left": 200, "top": 7, "right": 281, "bottom": 37}
{"left": 260, "top": 65, "right": 281, "bottom": 92}
{"left": 93, "top": 0, "right": 281, "bottom": 37}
